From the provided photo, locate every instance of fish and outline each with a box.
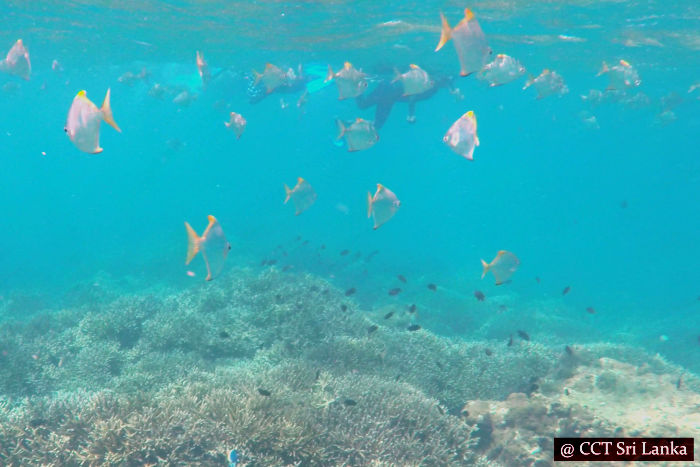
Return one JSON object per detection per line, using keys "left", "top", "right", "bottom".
{"left": 427, "top": 283, "right": 437, "bottom": 291}
{"left": 0, "top": 39, "right": 31, "bottom": 80}
{"left": 586, "top": 307, "right": 596, "bottom": 314}
{"left": 562, "top": 286, "right": 571, "bottom": 296}
{"left": 173, "top": 90, "right": 196, "bottom": 106}
{"left": 367, "top": 325, "right": 378, "bottom": 334}
{"left": 481, "top": 251, "right": 520, "bottom": 285}
{"left": 257, "top": 388, "right": 271, "bottom": 396}
{"left": 184, "top": 215, "right": 231, "bottom": 281}
{"left": 408, "top": 304, "right": 417, "bottom": 313}
{"left": 336, "top": 118, "right": 379, "bottom": 152}
{"left": 474, "top": 290, "right": 485, "bottom": 301}
{"left": 478, "top": 54, "right": 526, "bottom": 87}
{"left": 196, "top": 51, "right": 211, "bottom": 88}
{"left": 343, "top": 398, "right": 357, "bottom": 406}
{"left": 367, "top": 184, "right": 400, "bottom": 230}
{"left": 219, "top": 330, "right": 231, "bottom": 339}
{"left": 253, "top": 63, "right": 288, "bottom": 94}
{"left": 565, "top": 345, "right": 574, "bottom": 356}
{"left": 407, "top": 324, "right": 421, "bottom": 332}
{"left": 393, "top": 64, "right": 434, "bottom": 96}
{"left": 284, "top": 177, "right": 317, "bottom": 215}
{"left": 388, "top": 288, "right": 401, "bottom": 296}
{"left": 340, "top": 304, "right": 348, "bottom": 312}
{"left": 437, "top": 405, "right": 445, "bottom": 415}
{"left": 64, "top": 89, "right": 121, "bottom": 154}
{"left": 523, "top": 69, "right": 569, "bottom": 99}
{"left": 435, "top": 8, "right": 491, "bottom": 77}
{"left": 397, "top": 274, "right": 407, "bottom": 283}
{"left": 507, "top": 334, "right": 513, "bottom": 346}
{"left": 485, "top": 348, "right": 493, "bottom": 356}
{"left": 340, "top": 249, "right": 350, "bottom": 256}
{"left": 677, "top": 374, "right": 683, "bottom": 390}
{"left": 443, "top": 111, "right": 479, "bottom": 161}
{"left": 345, "top": 287, "right": 356, "bottom": 296}
{"left": 383, "top": 311, "right": 394, "bottom": 320}
{"left": 225, "top": 112, "right": 247, "bottom": 139}
{"left": 597, "top": 59, "right": 640, "bottom": 90}
{"left": 117, "top": 68, "right": 149, "bottom": 86}
{"left": 517, "top": 330, "right": 530, "bottom": 341}
{"left": 326, "top": 62, "right": 368, "bottom": 99}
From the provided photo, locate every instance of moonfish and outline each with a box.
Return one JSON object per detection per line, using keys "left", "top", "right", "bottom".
{"left": 0, "top": 39, "right": 31, "bottom": 80}
{"left": 478, "top": 54, "right": 525, "bottom": 87}
{"left": 64, "top": 89, "right": 121, "bottom": 154}
{"left": 435, "top": 8, "right": 491, "bottom": 77}
{"left": 253, "top": 63, "right": 288, "bottom": 94}
{"left": 394, "top": 64, "right": 434, "bottom": 96}
{"left": 443, "top": 111, "right": 479, "bottom": 161}
{"left": 284, "top": 177, "right": 317, "bottom": 215}
{"left": 196, "top": 51, "right": 211, "bottom": 88}
{"left": 523, "top": 69, "right": 569, "bottom": 99}
{"left": 225, "top": 112, "right": 247, "bottom": 139}
{"left": 185, "top": 215, "right": 231, "bottom": 281}
{"left": 597, "top": 59, "right": 640, "bottom": 90}
{"left": 367, "top": 184, "right": 400, "bottom": 230}
{"left": 326, "top": 62, "right": 368, "bottom": 100}
{"left": 481, "top": 250, "right": 520, "bottom": 285}
{"left": 336, "top": 118, "right": 379, "bottom": 152}
{"left": 173, "top": 90, "right": 196, "bottom": 106}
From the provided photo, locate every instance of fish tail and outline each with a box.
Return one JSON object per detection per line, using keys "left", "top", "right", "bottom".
{"left": 522, "top": 74, "right": 534, "bottom": 90}
{"left": 367, "top": 192, "right": 373, "bottom": 218}
{"left": 185, "top": 222, "right": 200, "bottom": 264}
{"left": 335, "top": 119, "right": 346, "bottom": 140}
{"left": 253, "top": 70, "right": 262, "bottom": 86}
{"left": 100, "top": 88, "right": 121, "bottom": 132}
{"left": 435, "top": 11, "right": 452, "bottom": 52}
{"left": 284, "top": 184, "right": 292, "bottom": 203}
{"left": 480, "top": 259, "right": 489, "bottom": 279}
{"left": 596, "top": 61, "right": 609, "bottom": 77}
{"left": 325, "top": 64, "right": 334, "bottom": 83}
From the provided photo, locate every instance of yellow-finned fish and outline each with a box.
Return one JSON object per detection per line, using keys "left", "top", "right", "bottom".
{"left": 185, "top": 215, "right": 231, "bottom": 281}
{"left": 394, "top": 64, "right": 434, "bottom": 96}
{"left": 0, "top": 39, "right": 31, "bottom": 80}
{"left": 336, "top": 118, "right": 379, "bottom": 152}
{"left": 253, "top": 63, "right": 288, "bottom": 94}
{"left": 64, "top": 89, "right": 121, "bottom": 154}
{"left": 326, "top": 62, "right": 368, "bottom": 100}
{"left": 481, "top": 251, "right": 520, "bottom": 285}
{"left": 478, "top": 54, "right": 526, "bottom": 87}
{"left": 523, "top": 69, "right": 569, "bottom": 99}
{"left": 284, "top": 177, "right": 317, "bottom": 215}
{"left": 196, "top": 51, "right": 211, "bottom": 88}
{"left": 596, "top": 59, "right": 640, "bottom": 91}
{"left": 367, "top": 184, "right": 400, "bottom": 230}
{"left": 443, "top": 111, "right": 479, "bottom": 161}
{"left": 435, "top": 9, "right": 491, "bottom": 77}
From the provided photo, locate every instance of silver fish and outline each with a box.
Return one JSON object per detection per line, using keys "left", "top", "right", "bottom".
{"left": 326, "top": 62, "right": 368, "bottom": 100}
{"left": 435, "top": 9, "right": 491, "bottom": 77}
{"left": 64, "top": 89, "right": 121, "bottom": 154}
{"left": 0, "top": 39, "right": 31, "bottom": 80}
{"left": 336, "top": 118, "right": 378, "bottom": 152}
{"left": 478, "top": 54, "right": 525, "bottom": 87}
{"left": 225, "top": 112, "right": 247, "bottom": 139}
{"left": 394, "top": 64, "right": 434, "bottom": 96}
{"left": 284, "top": 177, "right": 317, "bottom": 215}
{"left": 443, "top": 111, "right": 479, "bottom": 161}
{"left": 367, "top": 184, "right": 400, "bottom": 230}
{"left": 597, "top": 59, "right": 640, "bottom": 90}
{"left": 523, "top": 69, "right": 568, "bottom": 99}
{"left": 185, "top": 215, "right": 231, "bottom": 281}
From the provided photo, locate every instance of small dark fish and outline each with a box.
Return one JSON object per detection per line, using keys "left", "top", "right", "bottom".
{"left": 302, "top": 239, "right": 309, "bottom": 245}
{"left": 310, "top": 286, "right": 319, "bottom": 292}
{"left": 474, "top": 290, "right": 485, "bottom": 301}
{"left": 340, "top": 249, "right": 350, "bottom": 256}
{"left": 498, "top": 304, "right": 507, "bottom": 313}
{"left": 29, "top": 419, "right": 48, "bottom": 428}
{"left": 343, "top": 398, "right": 357, "bottom": 406}
{"left": 620, "top": 200, "right": 628, "bottom": 209}
{"left": 367, "top": 325, "right": 378, "bottom": 334}
{"left": 282, "top": 265, "right": 293, "bottom": 272}
{"left": 366, "top": 250, "right": 379, "bottom": 261}
{"left": 388, "top": 288, "right": 401, "bottom": 296}
{"left": 407, "top": 324, "right": 421, "bottom": 332}
{"left": 383, "top": 311, "right": 394, "bottom": 320}
{"left": 517, "top": 330, "right": 530, "bottom": 341}
{"left": 395, "top": 374, "right": 401, "bottom": 381}
{"left": 320, "top": 244, "right": 326, "bottom": 250}
{"left": 407, "top": 304, "right": 417, "bottom": 313}
{"left": 484, "top": 348, "right": 492, "bottom": 356}
{"left": 340, "top": 304, "right": 348, "bottom": 312}
{"left": 437, "top": 405, "right": 445, "bottom": 415}
{"left": 260, "top": 259, "right": 268, "bottom": 266}
{"left": 323, "top": 288, "right": 329, "bottom": 295}
{"left": 295, "top": 235, "right": 302, "bottom": 241}
{"left": 315, "top": 369, "right": 321, "bottom": 381}
{"left": 219, "top": 330, "right": 231, "bottom": 339}
{"left": 586, "top": 307, "right": 596, "bottom": 314}
{"left": 397, "top": 274, "right": 407, "bottom": 283}
{"left": 268, "top": 259, "right": 278, "bottom": 265}
{"left": 427, "top": 283, "right": 437, "bottom": 291}
{"left": 435, "top": 360, "right": 443, "bottom": 369}
{"left": 345, "top": 287, "right": 356, "bottom": 296}
{"left": 565, "top": 345, "right": 574, "bottom": 356}
{"left": 257, "top": 388, "right": 271, "bottom": 396}
{"left": 535, "top": 276, "right": 540, "bottom": 284}
{"left": 562, "top": 286, "right": 570, "bottom": 295}
{"left": 677, "top": 374, "right": 683, "bottom": 390}
{"left": 275, "top": 294, "right": 283, "bottom": 302}
{"left": 282, "top": 251, "right": 288, "bottom": 256}
{"left": 354, "top": 251, "right": 362, "bottom": 259}
{"left": 507, "top": 334, "right": 513, "bottom": 346}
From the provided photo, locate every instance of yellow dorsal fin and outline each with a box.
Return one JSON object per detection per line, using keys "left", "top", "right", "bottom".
{"left": 100, "top": 88, "right": 121, "bottom": 133}
{"left": 77, "top": 90, "right": 86, "bottom": 97}
{"left": 185, "top": 222, "right": 200, "bottom": 264}
{"left": 620, "top": 59, "right": 630, "bottom": 67}
{"left": 464, "top": 8, "right": 474, "bottom": 21}
{"left": 297, "top": 177, "right": 304, "bottom": 184}
{"left": 201, "top": 215, "right": 217, "bottom": 239}
{"left": 344, "top": 62, "right": 352, "bottom": 70}
{"left": 410, "top": 64, "right": 419, "bottom": 69}
{"left": 435, "top": 12, "right": 452, "bottom": 52}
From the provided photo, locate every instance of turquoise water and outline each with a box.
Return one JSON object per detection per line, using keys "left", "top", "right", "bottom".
{"left": 1, "top": 1, "right": 699, "bottom": 465}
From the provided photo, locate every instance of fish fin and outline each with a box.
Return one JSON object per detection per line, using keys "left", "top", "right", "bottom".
{"left": 100, "top": 88, "right": 121, "bottom": 132}
{"left": 253, "top": 70, "right": 262, "bottom": 86}
{"left": 522, "top": 74, "right": 534, "bottom": 90}
{"left": 185, "top": 222, "right": 200, "bottom": 264}
{"left": 596, "top": 61, "right": 608, "bottom": 77}
{"left": 620, "top": 59, "right": 630, "bottom": 67}
{"left": 91, "top": 147, "right": 104, "bottom": 154}
{"left": 284, "top": 184, "right": 292, "bottom": 203}
{"left": 335, "top": 119, "right": 346, "bottom": 140}
{"left": 201, "top": 215, "right": 218, "bottom": 239}
{"left": 367, "top": 192, "right": 373, "bottom": 218}
{"left": 391, "top": 67, "right": 401, "bottom": 84}
{"left": 344, "top": 62, "right": 352, "bottom": 70}
{"left": 325, "top": 64, "right": 334, "bottom": 83}
{"left": 410, "top": 63, "right": 419, "bottom": 69}
{"left": 435, "top": 12, "right": 452, "bottom": 51}
{"left": 481, "top": 259, "right": 489, "bottom": 279}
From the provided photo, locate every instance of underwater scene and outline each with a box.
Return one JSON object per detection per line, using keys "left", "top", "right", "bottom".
{"left": 1, "top": 0, "right": 700, "bottom": 465}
